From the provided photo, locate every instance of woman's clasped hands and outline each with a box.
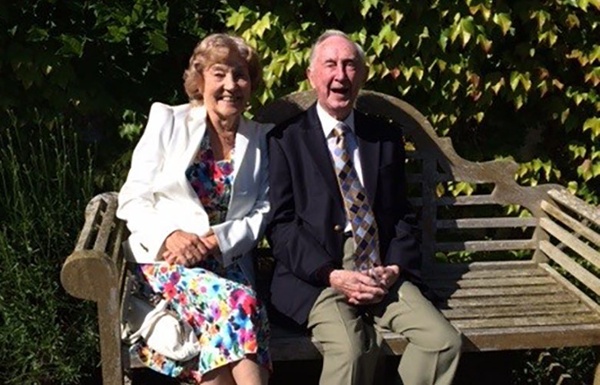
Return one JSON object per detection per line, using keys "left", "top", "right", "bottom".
{"left": 162, "top": 230, "right": 221, "bottom": 267}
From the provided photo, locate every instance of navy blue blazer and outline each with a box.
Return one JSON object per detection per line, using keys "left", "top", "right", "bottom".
{"left": 266, "top": 104, "right": 422, "bottom": 325}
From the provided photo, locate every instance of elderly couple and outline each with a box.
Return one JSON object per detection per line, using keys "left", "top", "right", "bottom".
{"left": 117, "top": 30, "right": 462, "bottom": 385}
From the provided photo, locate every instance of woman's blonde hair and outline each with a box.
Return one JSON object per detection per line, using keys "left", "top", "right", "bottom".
{"left": 183, "top": 33, "right": 261, "bottom": 103}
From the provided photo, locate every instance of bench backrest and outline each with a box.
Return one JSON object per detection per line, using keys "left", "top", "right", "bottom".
{"left": 255, "top": 90, "right": 565, "bottom": 269}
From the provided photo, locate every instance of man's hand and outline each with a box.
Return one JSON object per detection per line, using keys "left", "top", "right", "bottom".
{"left": 368, "top": 265, "right": 401, "bottom": 289}
{"left": 329, "top": 269, "right": 388, "bottom": 305}
{"left": 162, "top": 230, "right": 217, "bottom": 267}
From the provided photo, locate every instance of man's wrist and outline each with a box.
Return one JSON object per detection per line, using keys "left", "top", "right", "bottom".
{"left": 314, "top": 264, "right": 336, "bottom": 286}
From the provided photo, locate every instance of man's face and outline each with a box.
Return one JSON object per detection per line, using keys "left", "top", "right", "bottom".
{"left": 307, "top": 35, "right": 366, "bottom": 120}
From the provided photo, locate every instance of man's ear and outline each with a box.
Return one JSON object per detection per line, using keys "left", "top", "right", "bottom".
{"left": 306, "top": 67, "right": 314, "bottom": 88}
{"left": 359, "top": 65, "right": 368, "bottom": 87}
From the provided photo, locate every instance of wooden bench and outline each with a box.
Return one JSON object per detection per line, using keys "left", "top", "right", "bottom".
{"left": 61, "top": 90, "right": 600, "bottom": 385}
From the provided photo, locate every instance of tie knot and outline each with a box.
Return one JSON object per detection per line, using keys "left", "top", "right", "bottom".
{"left": 333, "top": 122, "right": 350, "bottom": 138}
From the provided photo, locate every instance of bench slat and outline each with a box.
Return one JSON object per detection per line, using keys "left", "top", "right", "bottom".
{"left": 452, "top": 313, "right": 600, "bottom": 330}
{"left": 548, "top": 189, "right": 600, "bottom": 227}
{"left": 442, "top": 303, "right": 590, "bottom": 320}
{"left": 434, "top": 284, "right": 562, "bottom": 298}
{"left": 75, "top": 197, "right": 103, "bottom": 251}
{"left": 93, "top": 196, "right": 118, "bottom": 252}
{"left": 461, "top": 324, "right": 600, "bottom": 351}
{"left": 436, "top": 217, "right": 537, "bottom": 229}
{"left": 437, "top": 195, "right": 500, "bottom": 206}
{"left": 540, "top": 217, "right": 600, "bottom": 269}
{"left": 436, "top": 239, "right": 535, "bottom": 252}
{"left": 446, "top": 293, "right": 575, "bottom": 308}
{"left": 425, "top": 260, "right": 539, "bottom": 275}
{"left": 540, "top": 263, "right": 600, "bottom": 313}
{"left": 430, "top": 276, "right": 555, "bottom": 289}
{"left": 409, "top": 194, "right": 503, "bottom": 207}
{"left": 541, "top": 200, "right": 600, "bottom": 248}
{"left": 540, "top": 240, "right": 600, "bottom": 297}
{"left": 426, "top": 267, "right": 547, "bottom": 280}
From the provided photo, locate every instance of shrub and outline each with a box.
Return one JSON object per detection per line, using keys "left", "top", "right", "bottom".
{"left": 0, "top": 115, "right": 98, "bottom": 385}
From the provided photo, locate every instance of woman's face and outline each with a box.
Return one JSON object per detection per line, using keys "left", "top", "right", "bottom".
{"left": 201, "top": 50, "right": 251, "bottom": 123}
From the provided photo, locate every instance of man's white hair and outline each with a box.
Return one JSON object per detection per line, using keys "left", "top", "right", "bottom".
{"left": 308, "top": 29, "right": 366, "bottom": 70}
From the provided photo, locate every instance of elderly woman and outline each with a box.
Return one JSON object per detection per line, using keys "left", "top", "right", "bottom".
{"left": 117, "top": 33, "right": 271, "bottom": 385}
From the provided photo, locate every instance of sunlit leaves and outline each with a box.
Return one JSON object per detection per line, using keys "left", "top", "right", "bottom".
{"left": 583, "top": 117, "right": 600, "bottom": 139}
{"left": 382, "top": 7, "right": 404, "bottom": 26}
{"left": 8, "top": 0, "right": 596, "bottom": 213}
{"left": 584, "top": 67, "right": 600, "bottom": 86}
{"left": 493, "top": 12, "right": 512, "bottom": 35}
{"left": 517, "top": 158, "right": 561, "bottom": 185}
{"left": 360, "top": 0, "right": 380, "bottom": 17}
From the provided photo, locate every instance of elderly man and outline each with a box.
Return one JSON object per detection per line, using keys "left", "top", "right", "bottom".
{"left": 267, "top": 30, "right": 462, "bottom": 385}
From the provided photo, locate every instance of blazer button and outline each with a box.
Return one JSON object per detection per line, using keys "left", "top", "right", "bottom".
{"left": 334, "top": 224, "right": 343, "bottom": 232}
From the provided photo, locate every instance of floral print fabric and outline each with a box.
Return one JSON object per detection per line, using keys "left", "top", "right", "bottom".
{"left": 186, "top": 133, "right": 234, "bottom": 225}
{"left": 130, "top": 132, "right": 271, "bottom": 383}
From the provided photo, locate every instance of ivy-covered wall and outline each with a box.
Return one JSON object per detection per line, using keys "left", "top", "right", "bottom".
{"left": 2, "top": 0, "right": 599, "bottom": 200}
{"left": 227, "top": 0, "right": 599, "bottom": 202}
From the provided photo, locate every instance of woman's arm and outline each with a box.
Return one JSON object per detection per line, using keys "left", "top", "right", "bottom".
{"left": 116, "top": 103, "right": 182, "bottom": 261}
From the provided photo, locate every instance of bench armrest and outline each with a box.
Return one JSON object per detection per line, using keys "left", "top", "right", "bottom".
{"left": 61, "top": 249, "right": 119, "bottom": 303}
{"left": 60, "top": 192, "right": 127, "bottom": 385}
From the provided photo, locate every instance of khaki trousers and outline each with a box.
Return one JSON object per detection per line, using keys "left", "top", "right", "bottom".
{"left": 307, "top": 238, "right": 462, "bottom": 385}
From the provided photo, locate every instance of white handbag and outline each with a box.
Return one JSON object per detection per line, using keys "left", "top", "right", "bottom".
{"left": 122, "top": 296, "right": 202, "bottom": 362}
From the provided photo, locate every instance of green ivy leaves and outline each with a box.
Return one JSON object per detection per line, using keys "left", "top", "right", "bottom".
{"left": 223, "top": 0, "right": 599, "bottom": 203}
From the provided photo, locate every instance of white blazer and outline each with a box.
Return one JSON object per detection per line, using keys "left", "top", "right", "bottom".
{"left": 117, "top": 102, "right": 272, "bottom": 285}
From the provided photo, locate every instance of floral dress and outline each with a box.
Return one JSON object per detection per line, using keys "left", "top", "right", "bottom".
{"left": 130, "top": 133, "right": 271, "bottom": 383}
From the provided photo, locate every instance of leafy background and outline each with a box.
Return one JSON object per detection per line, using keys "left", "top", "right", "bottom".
{"left": 0, "top": 0, "right": 598, "bottom": 384}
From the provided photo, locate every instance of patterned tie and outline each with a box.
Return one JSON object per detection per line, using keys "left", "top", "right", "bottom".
{"left": 329, "top": 122, "right": 381, "bottom": 271}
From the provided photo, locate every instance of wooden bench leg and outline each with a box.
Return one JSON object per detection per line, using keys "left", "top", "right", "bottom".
{"left": 97, "top": 299, "right": 124, "bottom": 385}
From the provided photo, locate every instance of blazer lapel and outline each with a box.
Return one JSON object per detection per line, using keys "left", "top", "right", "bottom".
{"left": 232, "top": 117, "right": 250, "bottom": 179}
{"left": 229, "top": 117, "right": 251, "bottom": 217}
{"left": 355, "top": 111, "right": 380, "bottom": 204}
{"left": 178, "top": 104, "right": 207, "bottom": 201}
{"left": 302, "top": 105, "right": 344, "bottom": 206}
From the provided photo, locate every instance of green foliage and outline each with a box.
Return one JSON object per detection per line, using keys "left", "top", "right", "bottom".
{"left": 3, "top": 0, "right": 596, "bottom": 201}
{"left": 0, "top": 116, "right": 97, "bottom": 385}
{"left": 512, "top": 348, "right": 597, "bottom": 384}
{"left": 0, "top": 0, "right": 226, "bottom": 190}
{"left": 224, "top": 0, "right": 600, "bottom": 204}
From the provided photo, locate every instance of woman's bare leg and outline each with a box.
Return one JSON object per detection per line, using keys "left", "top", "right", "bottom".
{"left": 200, "top": 365, "right": 236, "bottom": 385}
{"left": 230, "top": 357, "right": 269, "bottom": 385}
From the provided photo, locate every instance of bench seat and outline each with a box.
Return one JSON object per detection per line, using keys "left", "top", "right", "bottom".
{"left": 268, "top": 260, "right": 600, "bottom": 360}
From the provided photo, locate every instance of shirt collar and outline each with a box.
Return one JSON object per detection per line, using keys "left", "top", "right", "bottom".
{"left": 316, "top": 102, "right": 355, "bottom": 138}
